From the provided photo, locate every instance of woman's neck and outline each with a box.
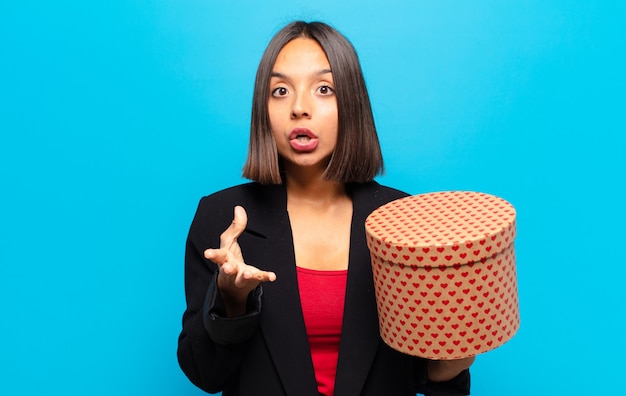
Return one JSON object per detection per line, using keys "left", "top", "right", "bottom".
{"left": 284, "top": 166, "right": 353, "bottom": 272}
{"left": 283, "top": 168, "right": 347, "bottom": 207}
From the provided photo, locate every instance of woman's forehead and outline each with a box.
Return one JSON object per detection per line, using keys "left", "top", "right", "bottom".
{"left": 272, "top": 38, "right": 331, "bottom": 76}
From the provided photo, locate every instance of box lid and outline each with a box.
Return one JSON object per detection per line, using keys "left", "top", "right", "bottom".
{"left": 365, "top": 191, "right": 516, "bottom": 267}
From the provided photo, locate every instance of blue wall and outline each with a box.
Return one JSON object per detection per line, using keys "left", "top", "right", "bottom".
{"left": 1, "top": 1, "right": 624, "bottom": 395}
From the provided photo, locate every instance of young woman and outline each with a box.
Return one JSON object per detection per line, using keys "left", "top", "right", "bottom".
{"left": 177, "top": 21, "right": 473, "bottom": 396}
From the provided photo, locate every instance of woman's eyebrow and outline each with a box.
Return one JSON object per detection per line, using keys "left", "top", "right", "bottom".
{"left": 270, "top": 71, "right": 287, "bottom": 79}
{"left": 270, "top": 69, "right": 333, "bottom": 79}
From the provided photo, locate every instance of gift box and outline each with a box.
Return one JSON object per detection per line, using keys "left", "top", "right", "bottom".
{"left": 365, "top": 191, "right": 519, "bottom": 360}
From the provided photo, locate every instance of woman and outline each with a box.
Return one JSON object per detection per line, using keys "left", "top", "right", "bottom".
{"left": 177, "top": 21, "right": 473, "bottom": 395}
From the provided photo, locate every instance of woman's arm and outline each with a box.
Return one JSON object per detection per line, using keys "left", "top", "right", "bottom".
{"left": 177, "top": 239, "right": 253, "bottom": 393}
{"left": 177, "top": 202, "right": 275, "bottom": 393}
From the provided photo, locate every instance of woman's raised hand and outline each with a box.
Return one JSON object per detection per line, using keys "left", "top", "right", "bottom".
{"left": 204, "top": 205, "right": 277, "bottom": 317}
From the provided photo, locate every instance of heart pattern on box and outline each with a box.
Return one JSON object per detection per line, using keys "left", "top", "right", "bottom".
{"left": 365, "top": 191, "right": 519, "bottom": 359}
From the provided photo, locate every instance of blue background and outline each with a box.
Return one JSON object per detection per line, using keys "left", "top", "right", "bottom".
{"left": 1, "top": 1, "right": 624, "bottom": 395}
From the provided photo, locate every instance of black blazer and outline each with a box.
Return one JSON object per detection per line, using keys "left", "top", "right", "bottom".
{"left": 177, "top": 182, "right": 470, "bottom": 395}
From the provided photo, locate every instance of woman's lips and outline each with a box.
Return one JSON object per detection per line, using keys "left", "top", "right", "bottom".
{"left": 288, "top": 127, "right": 318, "bottom": 152}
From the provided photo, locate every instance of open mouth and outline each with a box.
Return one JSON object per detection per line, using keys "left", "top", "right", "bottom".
{"left": 289, "top": 127, "right": 317, "bottom": 141}
{"left": 288, "top": 127, "right": 319, "bottom": 152}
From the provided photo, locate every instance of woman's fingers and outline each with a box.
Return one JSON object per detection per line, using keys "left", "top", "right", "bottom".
{"left": 241, "top": 268, "right": 277, "bottom": 283}
{"left": 427, "top": 356, "right": 475, "bottom": 382}
{"left": 204, "top": 248, "right": 237, "bottom": 274}
{"left": 204, "top": 248, "right": 276, "bottom": 282}
{"left": 205, "top": 206, "right": 276, "bottom": 302}
{"left": 224, "top": 259, "right": 276, "bottom": 286}
{"left": 220, "top": 206, "right": 248, "bottom": 249}
{"left": 204, "top": 248, "right": 226, "bottom": 264}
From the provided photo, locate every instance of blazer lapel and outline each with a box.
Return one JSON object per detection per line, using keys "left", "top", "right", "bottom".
{"left": 244, "top": 184, "right": 319, "bottom": 396}
{"left": 242, "top": 182, "right": 401, "bottom": 396}
{"left": 333, "top": 183, "right": 387, "bottom": 396}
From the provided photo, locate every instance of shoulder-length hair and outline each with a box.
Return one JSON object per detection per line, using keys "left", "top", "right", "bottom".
{"left": 242, "top": 21, "right": 384, "bottom": 184}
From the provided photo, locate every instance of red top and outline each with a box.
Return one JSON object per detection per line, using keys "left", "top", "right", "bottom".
{"left": 296, "top": 266, "right": 348, "bottom": 396}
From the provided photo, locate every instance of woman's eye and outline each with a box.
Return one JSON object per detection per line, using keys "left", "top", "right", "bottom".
{"left": 317, "top": 85, "right": 334, "bottom": 95}
{"left": 271, "top": 87, "right": 288, "bottom": 97}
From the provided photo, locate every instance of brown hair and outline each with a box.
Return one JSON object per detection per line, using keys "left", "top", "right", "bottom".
{"left": 242, "top": 21, "right": 384, "bottom": 184}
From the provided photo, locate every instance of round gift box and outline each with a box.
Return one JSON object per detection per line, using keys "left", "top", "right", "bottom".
{"left": 365, "top": 191, "right": 519, "bottom": 360}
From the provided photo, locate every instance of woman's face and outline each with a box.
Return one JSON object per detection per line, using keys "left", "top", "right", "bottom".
{"left": 268, "top": 38, "right": 338, "bottom": 174}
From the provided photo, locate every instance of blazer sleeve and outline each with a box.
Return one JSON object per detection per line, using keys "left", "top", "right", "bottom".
{"left": 203, "top": 273, "right": 263, "bottom": 344}
{"left": 177, "top": 196, "right": 262, "bottom": 394}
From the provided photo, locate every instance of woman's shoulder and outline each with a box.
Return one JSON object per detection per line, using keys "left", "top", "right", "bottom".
{"left": 190, "top": 182, "right": 285, "bottom": 234}
{"left": 200, "top": 182, "right": 283, "bottom": 202}
{"left": 350, "top": 180, "right": 409, "bottom": 202}
{"left": 347, "top": 181, "right": 410, "bottom": 218}
{"left": 194, "top": 182, "right": 286, "bottom": 218}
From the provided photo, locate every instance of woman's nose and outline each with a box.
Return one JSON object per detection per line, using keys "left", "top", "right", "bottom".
{"left": 291, "top": 91, "right": 311, "bottom": 119}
